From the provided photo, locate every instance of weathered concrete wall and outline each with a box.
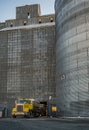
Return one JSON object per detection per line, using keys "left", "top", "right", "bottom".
{"left": 0, "top": 31, "right": 8, "bottom": 101}
{"left": 0, "top": 4, "right": 56, "bottom": 109}
{"left": 16, "top": 4, "right": 41, "bottom": 19}
{"left": 0, "top": 23, "right": 5, "bottom": 29}
{"left": 5, "top": 14, "right": 55, "bottom": 27}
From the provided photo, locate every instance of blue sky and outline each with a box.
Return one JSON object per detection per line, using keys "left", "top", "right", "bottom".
{"left": 0, "top": 0, "right": 55, "bottom": 22}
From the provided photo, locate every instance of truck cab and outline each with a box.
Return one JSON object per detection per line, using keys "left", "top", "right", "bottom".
{"left": 12, "top": 98, "right": 35, "bottom": 118}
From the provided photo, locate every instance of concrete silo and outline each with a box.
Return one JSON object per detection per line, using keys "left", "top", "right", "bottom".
{"left": 55, "top": 0, "right": 89, "bottom": 116}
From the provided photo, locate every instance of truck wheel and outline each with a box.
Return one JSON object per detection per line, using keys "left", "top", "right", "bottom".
{"left": 24, "top": 114, "right": 27, "bottom": 118}
{"left": 12, "top": 115, "right": 16, "bottom": 118}
{"left": 29, "top": 111, "right": 33, "bottom": 118}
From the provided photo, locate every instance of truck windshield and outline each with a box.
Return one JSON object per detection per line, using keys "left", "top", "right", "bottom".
{"left": 19, "top": 99, "right": 31, "bottom": 104}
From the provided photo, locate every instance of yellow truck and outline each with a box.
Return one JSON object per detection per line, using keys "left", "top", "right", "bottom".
{"left": 12, "top": 98, "right": 46, "bottom": 118}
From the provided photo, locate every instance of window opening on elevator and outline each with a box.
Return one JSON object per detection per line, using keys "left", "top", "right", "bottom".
{"left": 24, "top": 21, "right": 27, "bottom": 25}
{"left": 50, "top": 18, "right": 54, "bottom": 22}
{"left": 28, "top": 12, "right": 30, "bottom": 19}
{"left": 39, "top": 19, "right": 42, "bottom": 24}
{"left": 10, "top": 23, "right": 13, "bottom": 27}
